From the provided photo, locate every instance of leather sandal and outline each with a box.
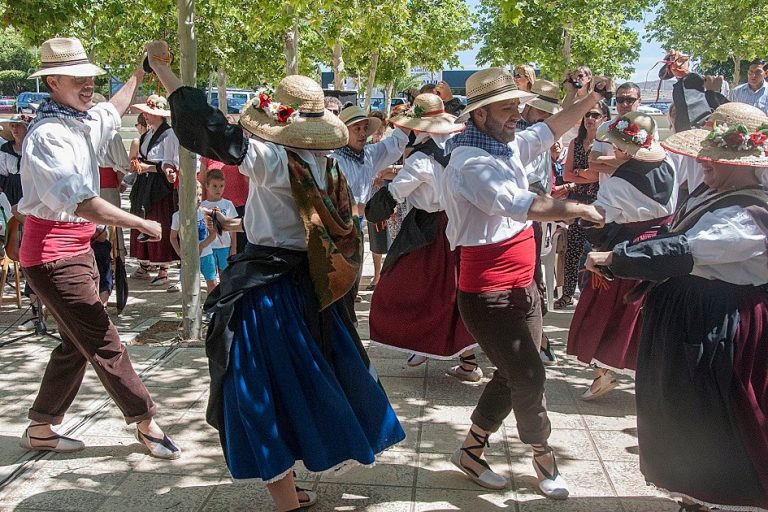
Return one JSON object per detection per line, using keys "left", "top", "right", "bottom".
{"left": 678, "top": 502, "right": 709, "bottom": 511}
{"left": 136, "top": 428, "right": 181, "bottom": 460}
{"left": 20, "top": 428, "right": 85, "bottom": 453}
{"left": 532, "top": 445, "right": 569, "bottom": 499}
{"left": 450, "top": 429, "right": 507, "bottom": 490}
{"left": 553, "top": 295, "right": 573, "bottom": 309}
{"left": 292, "top": 471, "right": 317, "bottom": 508}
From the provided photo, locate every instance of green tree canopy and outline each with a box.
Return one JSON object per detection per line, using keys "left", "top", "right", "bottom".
{"left": 476, "top": 0, "right": 652, "bottom": 79}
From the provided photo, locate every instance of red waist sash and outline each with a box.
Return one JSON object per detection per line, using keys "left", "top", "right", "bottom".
{"left": 459, "top": 227, "right": 536, "bottom": 293}
{"left": 20, "top": 216, "right": 96, "bottom": 267}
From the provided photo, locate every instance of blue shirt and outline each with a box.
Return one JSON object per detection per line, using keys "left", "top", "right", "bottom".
{"left": 731, "top": 83, "right": 768, "bottom": 114}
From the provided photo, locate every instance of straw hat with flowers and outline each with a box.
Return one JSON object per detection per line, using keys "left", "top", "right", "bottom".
{"left": 389, "top": 93, "right": 465, "bottom": 134}
{"left": 457, "top": 67, "right": 537, "bottom": 123}
{"left": 132, "top": 95, "right": 171, "bottom": 117}
{"left": 240, "top": 75, "right": 348, "bottom": 150}
{"left": 597, "top": 111, "right": 666, "bottom": 162}
{"left": 661, "top": 102, "right": 768, "bottom": 167}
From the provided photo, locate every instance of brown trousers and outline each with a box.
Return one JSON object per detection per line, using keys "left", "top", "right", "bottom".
{"left": 24, "top": 251, "right": 156, "bottom": 425}
{"left": 457, "top": 281, "right": 551, "bottom": 444}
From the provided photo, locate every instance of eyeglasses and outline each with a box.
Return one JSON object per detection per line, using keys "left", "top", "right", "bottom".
{"left": 584, "top": 112, "right": 603, "bottom": 119}
{"left": 329, "top": 109, "right": 340, "bottom": 116}
{"left": 615, "top": 96, "right": 639, "bottom": 105}
{"left": 513, "top": 73, "right": 524, "bottom": 79}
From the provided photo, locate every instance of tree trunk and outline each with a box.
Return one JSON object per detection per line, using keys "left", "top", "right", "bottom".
{"left": 364, "top": 51, "right": 379, "bottom": 112}
{"left": 284, "top": 16, "right": 299, "bottom": 76}
{"left": 384, "top": 82, "right": 394, "bottom": 117}
{"left": 217, "top": 65, "right": 227, "bottom": 113}
{"left": 562, "top": 25, "right": 572, "bottom": 70}
{"left": 732, "top": 54, "right": 742, "bottom": 88}
{"left": 176, "top": 0, "right": 201, "bottom": 341}
{"left": 332, "top": 43, "right": 344, "bottom": 90}
{"left": 206, "top": 72, "right": 214, "bottom": 103}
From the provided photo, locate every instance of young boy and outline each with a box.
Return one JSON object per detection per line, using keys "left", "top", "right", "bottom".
{"left": 199, "top": 170, "right": 236, "bottom": 273}
{"left": 170, "top": 182, "right": 218, "bottom": 297}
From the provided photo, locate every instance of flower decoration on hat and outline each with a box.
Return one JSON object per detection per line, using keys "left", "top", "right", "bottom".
{"left": 254, "top": 86, "right": 300, "bottom": 124}
{"left": 609, "top": 117, "right": 654, "bottom": 148}
{"left": 706, "top": 122, "right": 768, "bottom": 152}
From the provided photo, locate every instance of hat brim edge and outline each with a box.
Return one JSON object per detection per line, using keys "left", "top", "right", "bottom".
{"left": 28, "top": 63, "right": 107, "bottom": 79}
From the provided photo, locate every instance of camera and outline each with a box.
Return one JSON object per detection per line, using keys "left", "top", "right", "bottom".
{"left": 566, "top": 76, "right": 583, "bottom": 89}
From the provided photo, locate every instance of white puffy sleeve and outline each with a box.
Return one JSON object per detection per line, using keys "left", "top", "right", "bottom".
{"left": 514, "top": 123, "right": 555, "bottom": 167}
{"left": 238, "top": 139, "right": 286, "bottom": 186}
{"left": 454, "top": 153, "right": 536, "bottom": 221}
{"left": 389, "top": 153, "right": 433, "bottom": 203}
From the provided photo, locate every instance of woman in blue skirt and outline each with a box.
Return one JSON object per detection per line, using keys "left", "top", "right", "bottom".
{"left": 148, "top": 41, "right": 405, "bottom": 511}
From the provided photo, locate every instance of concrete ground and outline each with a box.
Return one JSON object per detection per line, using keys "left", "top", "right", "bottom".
{"left": 0, "top": 241, "right": 683, "bottom": 512}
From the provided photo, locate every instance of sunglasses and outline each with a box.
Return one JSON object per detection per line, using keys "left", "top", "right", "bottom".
{"left": 584, "top": 112, "right": 603, "bottom": 119}
{"left": 329, "top": 109, "right": 340, "bottom": 115}
{"left": 513, "top": 73, "right": 526, "bottom": 79}
{"left": 616, "top": 96, "right": 639, "bottom": 105}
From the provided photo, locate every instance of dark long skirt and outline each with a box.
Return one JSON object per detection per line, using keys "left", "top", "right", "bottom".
{"left": 129, "top": 194, "right": 177, "bottom": 264}
{"left": 567, "top": 276, "right": 643, "bottom": 373}
{"left": 636, "top": 275, "right": 768, "bottom": 511}
{"left": 369, "top": 212, "right": 477, "bottom": 359}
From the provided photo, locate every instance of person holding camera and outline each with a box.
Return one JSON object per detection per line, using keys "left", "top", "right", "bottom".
{"left": 561, "top": 66, "right": 593, "bottom": 108}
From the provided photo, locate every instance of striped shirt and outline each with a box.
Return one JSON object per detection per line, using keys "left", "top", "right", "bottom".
{"left": 731, "top": 83, "right": 768, "bottom": 114}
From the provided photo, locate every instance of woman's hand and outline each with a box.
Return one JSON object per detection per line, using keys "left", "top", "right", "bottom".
{"left": 145, "top": 40, "right": 172, "bottom": 71}
{"left": 551, "top": 184, "right": 571, "bottom": 200}
{"left": 585, "top": 251, "right": 613, "bottom": 274}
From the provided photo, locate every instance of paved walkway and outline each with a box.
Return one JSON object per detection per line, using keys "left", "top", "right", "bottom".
{"left": 0, "top": 249, "right": 680, "bottom": 512}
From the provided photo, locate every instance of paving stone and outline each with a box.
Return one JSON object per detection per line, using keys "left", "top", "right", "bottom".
{"left": 414, "top": 488, "right": 519, "bottom": 511}
{"left": 320, "top": 451, "right": 417, "bottom": 488}
{"left": 96, "top": 473, "right": 217, "bottom": 512}
{"left": 313, "top": 483, "right": 416, "bottom": 512}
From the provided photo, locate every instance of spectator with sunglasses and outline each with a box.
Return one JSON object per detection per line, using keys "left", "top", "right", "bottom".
{"left": 513, "top": 65, "right": 536, "bottom": 92}
{"left": 589, "top": 82, "right": 647, "bottom": 177}
{"left": 562, "top": 66, "right": 593, "bottom": 108}
{"left": 324, "top": 95, "right": 342, "bottom": 116}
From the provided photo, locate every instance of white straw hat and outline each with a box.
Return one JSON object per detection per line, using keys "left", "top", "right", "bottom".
{"left": 339, "top": 105, "right": 382, "bottom": 137}
{"left": 28, "top": 38, "right": 106, "bottom": 79}
{"left": 389, "top": 93, "right": 465, "bottom": 134}
{"left": 597, "top": 111, "right": 666, "bottom": 162}
{"left": 240, "top": 75, "right": 349, "bottom": 151}
{"left": 132, "top": 95, "right": 171, "bottom": 117}
{"left": 457, "top": 67, "right": 537, "bottom": 123}
{"left": 661, "top": 103, "right": 768, "bottom": 167}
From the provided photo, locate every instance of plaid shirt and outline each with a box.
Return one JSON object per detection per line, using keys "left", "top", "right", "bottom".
{"left": 445, "top": 120, "right": 512, "bottom": 157}
{"left": 32, "top": 99, "right": 91, "bottom": 126}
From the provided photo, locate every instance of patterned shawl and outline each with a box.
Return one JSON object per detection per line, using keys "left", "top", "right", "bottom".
{"left": 286, "top": 151, "right": 362, "bottom": 310}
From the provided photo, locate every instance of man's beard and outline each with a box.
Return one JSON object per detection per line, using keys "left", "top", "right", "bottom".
{"left": 484, "top": 115, "right": 515, "bottom": 143}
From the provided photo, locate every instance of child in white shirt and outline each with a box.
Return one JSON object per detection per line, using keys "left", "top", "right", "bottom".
{"left": 170, "top": 182, "right": 218, "bottom": 294}
{"left": 199, "top": 169, "right": 237, "bottom": 273}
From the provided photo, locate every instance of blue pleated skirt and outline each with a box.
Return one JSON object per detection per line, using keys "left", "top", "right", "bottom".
{"left": 222, "top": 273, "right": 405, "bottom": 482}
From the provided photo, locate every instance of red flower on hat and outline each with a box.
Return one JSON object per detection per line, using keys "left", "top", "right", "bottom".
{"left": 749, "top": 132, "right": 767, "bottom": 147}
{"left": 724, "top": 131, "right": 746, "bottom": 148}
{"left": 275, "top": 105, "right": 295, "bottom": 123}
{"left": 623, "top": 123, "right": 640, "bottom": 136}
{"left": 259, "top": 93, "right": 271, "bottom": 109}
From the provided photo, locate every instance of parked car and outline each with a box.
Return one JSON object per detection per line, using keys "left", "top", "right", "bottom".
{"left": 208, "top": 89, "right": 256, "bottom": 114}
{"left": 0, "top": 98, "right": 15, "bottom": 114}
{"left": 644, "top": 102, "right": 671, "bottom": 114}
{"left": 16, "top": 92, "right": 50, "bottom": 113}
{"left": 367, "top": 97, "right": 408, "bottom": 112}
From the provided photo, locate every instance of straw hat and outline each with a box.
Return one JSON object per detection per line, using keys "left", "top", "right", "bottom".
{"left": 527, "top": 80, "right": 562, "bottom": 115}
{"left": 457, "top": 67, "right": 537, "bottom": 123}
{"left": 661, "top": 103, "right": 768, "bottom": 167}
{"left": 339, "top": 105, "right": 381, "bottom": 137}
{"left": 389, "top": 93, "right": 465, "bottom": 134}
{"left": 132, "top": 95, "right": 171, "bottom": 117}
{"left": 240, "top": 75, "right": 348, "bottom": 150}
{"left": 597, "top": 111, "right": 666, "bottom": 162}
{"left": 28, "top": 38, "right": 106, "bottom": 79}
{"left": 0, "top": 114, "right": 33, "bottom": 142}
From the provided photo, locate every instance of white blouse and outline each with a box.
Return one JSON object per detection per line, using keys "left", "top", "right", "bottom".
{"left": 333, "top": 129, "right": 408, "bottom": 204}
{"left": 239, "top": 139, "right": 330, "bottom": 251}
{"left": 0, "top": 148, "right": 21, "bottom": 177}
{"left": 388, "top": 151, "right": 443, "bottom": 212}
{"left": 592, "top": 159, "right": 677, "bottom": 224}
{"left": 684, "top": 199, "right": 768, "bottom": 286}
{"left": 99, "top": 131, "right": 130, "bottom": 172}
{"left": 441, "top": 123, "right": 554, "bottom": 249}
{"left": 18, "top": 102, "right": 120, "bottom": 222}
